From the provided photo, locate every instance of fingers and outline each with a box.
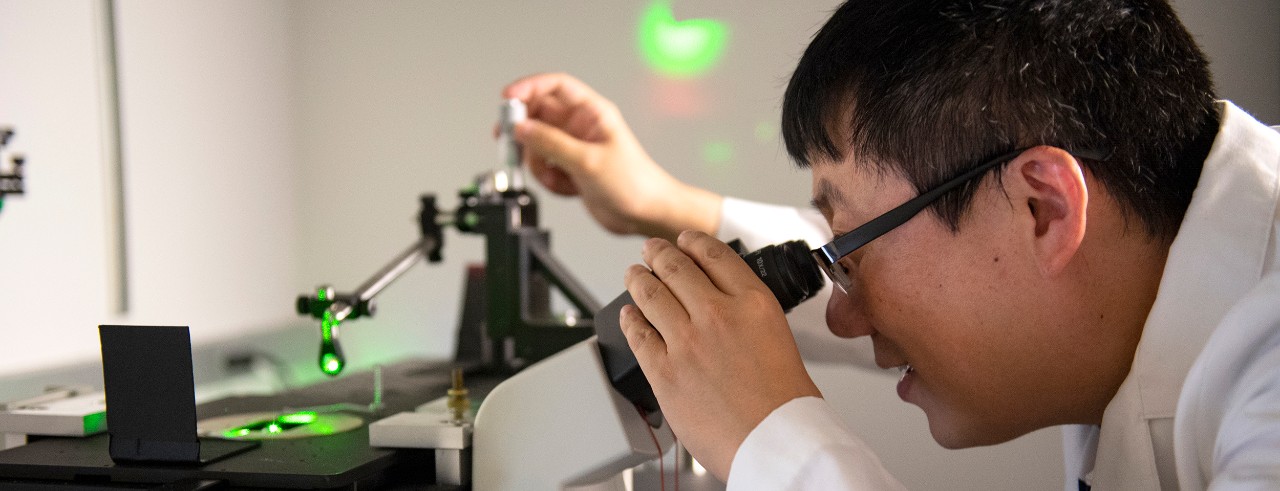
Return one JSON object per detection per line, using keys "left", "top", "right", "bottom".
{"left": 675, "top": 231, "right": 763, "bottom": 296}
{"left": 504, "top": 73, "right": 616, "bottom": 141}
{"left": 619, "top": 303, "right": 667, "bottom": 365}
{"left": 527, "top": 156, "right": 579, "bottom": 196}
{"left": 503, "top": 72, "right": 601, "bottom": 110}
{"left": 624, "top": 263, "right": 691, "bottom": 340}
{"left": 516, "top": 119, "right": 590, "bottom": 172}
{"left": 641, "top": 237, "right": 723, "bottom": 307}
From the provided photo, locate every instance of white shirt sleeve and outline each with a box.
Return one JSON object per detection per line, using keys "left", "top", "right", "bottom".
{"left": 727, "top": 396, "right": 907, "bottom": 491}
{"left": 1176, "top": 273, "right": 1280, "bottom": 490}
{"left": 717, "top": 197, "right": 877, "bottom": 368}
{"left": 717, "top": 196, "right": 832, "bottom": 252}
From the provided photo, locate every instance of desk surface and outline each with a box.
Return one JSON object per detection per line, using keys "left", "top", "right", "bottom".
{"left": 0, "top": 359, "right": 502, "bottom": 490}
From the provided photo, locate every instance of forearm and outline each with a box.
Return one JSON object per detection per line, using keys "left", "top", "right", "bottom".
{"left": 640, "top": 181, "right": 723, "bottom": 243}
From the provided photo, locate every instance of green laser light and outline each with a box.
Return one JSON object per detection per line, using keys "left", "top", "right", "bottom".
{"left": 319, "top": 311, "right": 346, "bottom": 376}
{"left": 223, "top": 428, "right": 252, "bottom": 439}
{"left": 278, "top": 411, "right": 318, "bottom": 425}
{"left": 638, "top": 0, "right": 729, "bottom": 78}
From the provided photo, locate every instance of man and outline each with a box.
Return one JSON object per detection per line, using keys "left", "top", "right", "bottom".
{"left": 502, "top": 1, "right": 1280, "bottom": 489}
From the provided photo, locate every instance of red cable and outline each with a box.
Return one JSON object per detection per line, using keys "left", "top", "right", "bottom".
{"left": 637, "top": 405, "right": 665, "bottom": 491}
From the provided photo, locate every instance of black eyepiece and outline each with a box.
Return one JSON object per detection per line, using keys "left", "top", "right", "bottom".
{"left": 740, "top": 240, "right": 825, "bottom": 312}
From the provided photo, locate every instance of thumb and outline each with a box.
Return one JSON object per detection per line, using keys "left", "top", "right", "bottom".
{"left": 515, "top": 119, "right": 592, "bottom": 175}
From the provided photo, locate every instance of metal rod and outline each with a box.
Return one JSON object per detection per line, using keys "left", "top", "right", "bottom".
{"left": 352, "top": 236, "right": 437, "bottom": 302}
{"left": 96, "top": 0, "right": 129, "bottom": 314}
{"left": 525, "top": 235, "right": 603, "bottom": 313}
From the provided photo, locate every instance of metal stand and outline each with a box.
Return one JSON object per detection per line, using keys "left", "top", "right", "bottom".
{"left": 453, "top": 173, "right": 600, "bottom": 369}
{"left": 296, "top": 169, "right": 600, "bottom": 375}
{"left": 0, "top": 127, "right": 25, "bottom": 204}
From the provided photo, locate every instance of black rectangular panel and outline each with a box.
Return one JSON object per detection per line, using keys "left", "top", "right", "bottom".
{"left": 99, "top": 325, "right": 200, "bottom": 463}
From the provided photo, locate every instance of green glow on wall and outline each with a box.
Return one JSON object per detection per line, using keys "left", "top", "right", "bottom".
{"left": 754, "top": 120, "right": 778, "bottom": 142}
{"left": 702, "top": 141, "right": 733, "bottom": 165}
{"left": 638, "top": 1, "right": 728, "bottom": 78}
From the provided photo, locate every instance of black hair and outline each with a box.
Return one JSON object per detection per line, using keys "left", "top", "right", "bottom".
{"left": 782, "top": 0, "right": 1217, "bottom": 240}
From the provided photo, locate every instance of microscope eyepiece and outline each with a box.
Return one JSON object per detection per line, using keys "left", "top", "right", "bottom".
{"left": 739, "top": 240, "right": 825, "bottom": 312}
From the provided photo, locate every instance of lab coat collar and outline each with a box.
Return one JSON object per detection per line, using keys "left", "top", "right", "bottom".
{"left": 1086, "top": 101, "right": 1280, "bottom": 490}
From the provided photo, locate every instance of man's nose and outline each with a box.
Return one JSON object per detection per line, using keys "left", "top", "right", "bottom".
{"left": 826, "top": 287, "right": 875, "bottom": 338}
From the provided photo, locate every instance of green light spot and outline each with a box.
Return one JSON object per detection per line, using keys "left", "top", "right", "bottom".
{"left": 321, "top": 352, "right": 343, "bottom": 375}
{"left": 223, "top": 428, "right": 251, "bottom": 438}
{"left": 638, "top": 1, "right": 728, "bottom": 78}
{"left": 702, "top": 141, "right": 733, "bottom": 165}
{"left": 462, "top": 212, "right": 480, "bottom": 229}
{"left": 754, "top": 120, "right": 777, "bottom": 142}
{"left": 319, "top": 311, "right": 345, "bottom": 376}
{"left": 321, "top": 311, "right": 337, "bottom": 342}
{"left": 266, "top": 423, "right": 282, "bottom": 433}
{"left": 316, "top": 288, "right": 327, "bottom": 301}
{"left": 278, "top": 411, "right": 318, "bottom": 425}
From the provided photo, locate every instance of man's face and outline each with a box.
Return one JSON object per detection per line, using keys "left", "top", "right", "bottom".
{"left": 810, "top": 156, "right": 1100, "bottom": 448}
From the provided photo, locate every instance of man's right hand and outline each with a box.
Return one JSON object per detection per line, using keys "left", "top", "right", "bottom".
{"left": 502, "top": 73, "right": 722, "bottom": 242}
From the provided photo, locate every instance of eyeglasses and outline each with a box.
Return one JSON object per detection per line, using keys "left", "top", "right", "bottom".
{"left": 810, "top": 147, "right": 1107, "bottom": 292}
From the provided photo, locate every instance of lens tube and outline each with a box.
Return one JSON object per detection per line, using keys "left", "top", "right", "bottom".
{"left": 741, "top": 240, "right": 825, "bottom": 312}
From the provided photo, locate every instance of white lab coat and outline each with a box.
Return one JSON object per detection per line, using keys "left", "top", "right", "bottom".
{"left": 715, "top": 101, "right": 1280, "bottom": 490}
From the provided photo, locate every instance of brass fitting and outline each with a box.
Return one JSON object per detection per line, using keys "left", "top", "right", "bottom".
{"left": 446, "top": 368, "right": 470, "bottom": 424}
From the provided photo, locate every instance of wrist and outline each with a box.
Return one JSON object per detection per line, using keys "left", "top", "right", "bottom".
{"left": 643, "top": 181, "right": 722, "bottom": 242}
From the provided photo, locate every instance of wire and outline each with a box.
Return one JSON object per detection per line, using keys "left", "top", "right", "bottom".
{"left": 672, "top": 431, "right": 680, "bottom": 491}
{"left": 638, "top": 405, "right": 665, "bottom": 491}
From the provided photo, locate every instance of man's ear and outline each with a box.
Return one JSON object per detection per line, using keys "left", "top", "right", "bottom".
{"left": 1004, "top": 146, "right": 1088, "bottom": 276}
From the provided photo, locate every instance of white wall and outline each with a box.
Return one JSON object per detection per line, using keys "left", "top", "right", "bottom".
{"left": 0, "top": 0, "right": 302, "bottom": 376}
{"left": 0, "top": 0, "right": 114, "bottom": 374}
{"left": 111, "top": 0, "right": 302, "bottom": 347}
{"left": 1175, "top": 0, "right": 1280, "bottom": 124}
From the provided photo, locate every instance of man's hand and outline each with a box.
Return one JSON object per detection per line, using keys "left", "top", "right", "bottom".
{"left": 501, "top": 73, "right": 721, "bottom": 242}
{"left": 620, "top": 231, "right": 822, "bottom": 480}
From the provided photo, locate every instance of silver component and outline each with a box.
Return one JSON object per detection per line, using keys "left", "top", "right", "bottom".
{"left": 327, "top": 301, "right": 355, "bottom": 323}
{"left": 472, "top": 169, "right": 522, "bottom": 198}
{"left": 497, "top": 99, "right": 527, "bottom": 190}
